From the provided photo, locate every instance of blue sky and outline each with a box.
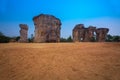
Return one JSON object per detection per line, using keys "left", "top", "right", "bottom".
{"left": 0, "top": 0, "right": 120, "bottom": 38}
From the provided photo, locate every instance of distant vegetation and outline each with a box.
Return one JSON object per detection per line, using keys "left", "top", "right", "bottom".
{"left": 0, "top": 32, "right": 120, "bottom": 43}
{"left": 28, "top": 34, "right": 34, "bottom": 42}
{"left": 106, "top": 34, "right": 120, "bottom": 42}
{"left": 60, "top": 36, "right": 73, "bottom": 42}
{"left": 0, "top": 32, "right": 11, "bottom": 43}
{"left": 0, "top": 32, "right": 20, "bottom": 43}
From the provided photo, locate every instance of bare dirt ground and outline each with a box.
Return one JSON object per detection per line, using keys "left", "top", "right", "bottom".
{"left": 0, "top": 43, "right": 120, "bottom": 80}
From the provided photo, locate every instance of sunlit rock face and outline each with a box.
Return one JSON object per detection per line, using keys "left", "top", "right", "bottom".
{"left": 96, "top": 28, "right": 109, "bottom": 42}
{"left": 19, "top": 24, "right": 28, "bottom": 43}
{"left": 33, "top": 14, "right": 61, "bottom": 43}
{"left": 73, "top": 24, "right": 85, "bottom": 42}
{"left": 73, "top": 24, "right": 109, "bottom": 42}
{"left": 84, "top": 26, "right": 96, "bottom": 42}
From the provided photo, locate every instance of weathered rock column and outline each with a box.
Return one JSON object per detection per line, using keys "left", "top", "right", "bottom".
{"left": 33, "top": 14, "right": 61, "bottom": 43}
{"left": 19, "top": 24, "right": 28, "bottom": 43}
{"left": 96, "top": 28, "right": 109, "bottom": 42}
{"left": 73, "top": 24, "right": 85, "bottom": 42}
{"left": 73, "top": 24, "right": 109, "bottom": 42}
{"left": 84, "top": 26, "right": 96, "bottom": 42}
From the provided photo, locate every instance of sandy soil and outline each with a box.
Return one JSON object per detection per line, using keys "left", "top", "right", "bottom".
{"left": 0, "top": 43, "right": 120, "bottom": 80}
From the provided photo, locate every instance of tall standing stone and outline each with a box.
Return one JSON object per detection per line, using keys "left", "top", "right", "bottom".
{"left": 84, "top": 26, "right": 96, "bottom": 42}
{"left": 73, "top": 24, "right": 85, "bottom": 42}
{"left": 19, "top": 24, "right": 28, "bottom": 43}
{"left": 96, "top": 28, "right": 109, "bottom": 42}
{"left": 33, "top": 14, "right": 61, "bottom": 43}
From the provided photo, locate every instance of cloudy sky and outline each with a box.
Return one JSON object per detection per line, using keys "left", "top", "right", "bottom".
{"left": 0, "top": 0, "right": 120, "bottom": 38}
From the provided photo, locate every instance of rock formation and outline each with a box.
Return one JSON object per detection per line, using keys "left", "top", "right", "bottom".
{"left": 19, "top": 24, "right": 28, "bottom": 43}
{"left": 73, "top": 24, "right": 109, "bottom": 42}
{"left": 73, "top": 24, "right": 85, "bottom": 42}
{"left": 33, "top": 14, "right": 61, "bottom": 43}
{"left": 84, "top": 26, "right": 96, "bottom": 42}
{"left": 96, "top": 28, "right": 109, "bottom": 42}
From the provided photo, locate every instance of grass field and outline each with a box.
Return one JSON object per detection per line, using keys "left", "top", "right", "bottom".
{"left": 0, "top": 43, "right": 120, "bottom": 80}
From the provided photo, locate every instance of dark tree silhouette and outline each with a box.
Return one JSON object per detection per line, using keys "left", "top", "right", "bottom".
{"left": 67, "top": 36, "right": 73, "bottom": 42}
{"left": 106, "top": 34, "right": 113, "bottom": 42}
{"left": 112, "top": 36, "right": 120, "bottom": 42}
{"left": 60, "top": 37, "right": 67, "bottom": 42}
{"left": 106, "top": 34, "right": 120, "bottom": 42}
{"left": 60, "top": 36, "right": 73, "bottom": 42}
{"left": 0, "top": 32, "right": 11, "bottom": 43}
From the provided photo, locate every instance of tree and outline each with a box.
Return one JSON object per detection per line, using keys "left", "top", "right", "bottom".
{"left": 106, "top": 34, "right": 120, "bottom": 42}
{"left": 60, "top": 37, "right": 67, "bottom": 42}
{"left": 106, "top": 34, "right": 113, "bottom": 42}
{"left": 28, "top": 34, "right": 34, "bottom": 42}
{"left": 66, "top": 36, "right": 73, "bottom": 42}
{"left": 0, "top": 32, "right": 4, "bottom": 36}
{"left": 60, "top": 36, "right": 73, "bottom": 42}
{"left": 15, "top": 36, "right": 20, "bottom": 41}
{"left": 0, "top": 32, "right": 11, "bottom": 43}
{"left": 112, "top": 36, "right": 120, "bottom": 42}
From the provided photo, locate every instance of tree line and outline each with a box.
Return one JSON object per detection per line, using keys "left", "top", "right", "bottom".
{"left": 0, "top": 32, "right": 120, "bottom": 43}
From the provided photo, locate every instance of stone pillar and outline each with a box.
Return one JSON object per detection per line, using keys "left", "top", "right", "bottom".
{"left": 84, "top": 26, "right": 96, "bottom": 42}
{"left": 19, "top": 24, "right": 28, "bottom": 43}
{"left": 96, "top": 28, "right": 109, "bottom": 42}
{"left": 33, "top": 14, "right": 61, "bottom": 43}
{"left": 73, "top": 29, "right": 79, "bottom": 42}
{"left": 73, "top": 24, "right": 85, "bottom": 42}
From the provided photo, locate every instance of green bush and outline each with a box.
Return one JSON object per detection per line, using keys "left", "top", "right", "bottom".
{"left": 0, "top": 32, "right": 11, "bottom": 43}
{"left": 60, "top": 36, "right": 73, "bottom": 42}
{"left": 106, "top": 34, "right": 120, "bottom": 42}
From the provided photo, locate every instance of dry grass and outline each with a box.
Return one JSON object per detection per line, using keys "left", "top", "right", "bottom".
{"left": 0, "top": 42, "right": 120, "bottom": 80}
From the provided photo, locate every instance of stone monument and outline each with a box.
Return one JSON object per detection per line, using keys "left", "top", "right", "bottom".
{"left": 73, "top": 24, "right": 109, "bottom": 42}
{"left": 19, "top": 24, "right": 28, "bottom": 43}
{"left": 73, "top": 24, "right": 85, "bottom": 42}
{"left": 84, "top": 26, "right": 96, "bottom": 42}
{"left": 33, "top": 14, "right": 61, "bottom": 43}
{"left": 96, "top": 28, "right": 109, "bottom": 42}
